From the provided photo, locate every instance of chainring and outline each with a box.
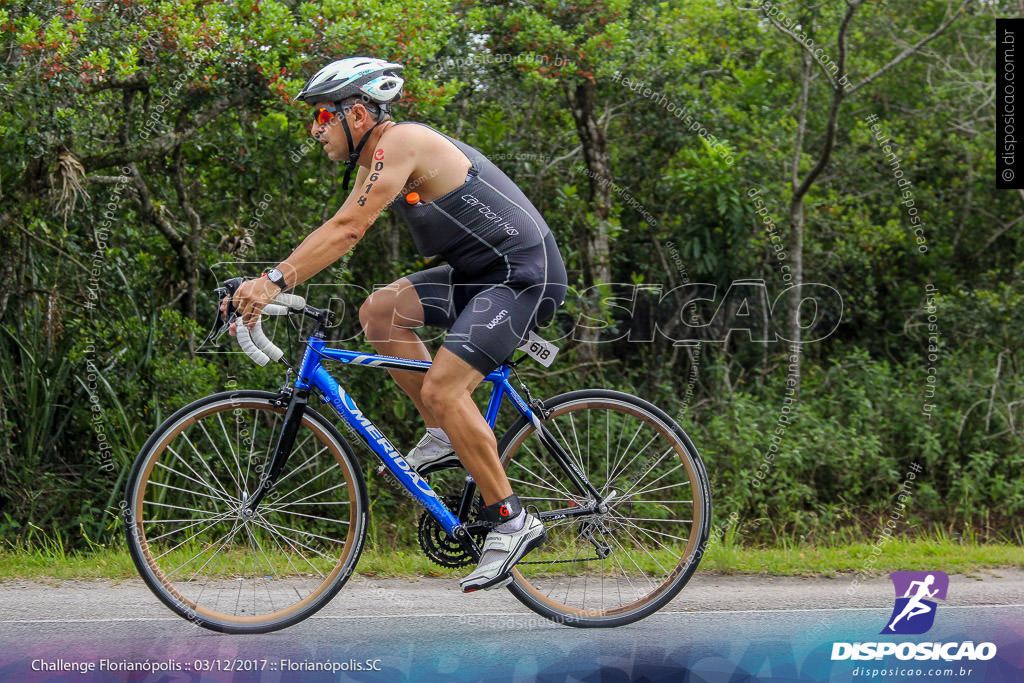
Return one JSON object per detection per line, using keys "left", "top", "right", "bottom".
{"left": 418, "top": 496, "right": 488, "bottom": 569}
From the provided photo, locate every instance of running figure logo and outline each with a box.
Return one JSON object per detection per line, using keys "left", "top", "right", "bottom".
{"left": 881, "top": 571, "right": 949, "bottom": 635}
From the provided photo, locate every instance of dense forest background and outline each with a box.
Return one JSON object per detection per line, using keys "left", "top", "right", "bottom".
{"left": 2, "top": 0, "right": 1021, "bottom": 552}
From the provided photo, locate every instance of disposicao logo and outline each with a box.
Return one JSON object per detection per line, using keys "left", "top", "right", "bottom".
{"left": 831, "top": 571, "right": 998, "bottom": 663}
{"left": 882, "top": 570, "right": 948, "bottom": 635}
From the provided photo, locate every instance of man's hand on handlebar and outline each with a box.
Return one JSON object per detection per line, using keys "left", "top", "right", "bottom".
{"left": 220, "top": 276, "right": 283, "bottom": 335}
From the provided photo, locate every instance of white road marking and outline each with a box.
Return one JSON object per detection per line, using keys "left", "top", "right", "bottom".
{"left": 2, "top": 604, "right": 1021, "bottom": 625}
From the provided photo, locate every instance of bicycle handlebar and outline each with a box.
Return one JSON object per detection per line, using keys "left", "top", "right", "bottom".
{"left": 235, "top": 291, "right": 307, "bottom": 366}
{"left": 214, "top": 277, "right": 315, "bottom": 367}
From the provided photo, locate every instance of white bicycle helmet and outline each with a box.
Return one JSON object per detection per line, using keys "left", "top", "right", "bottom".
{"left": 295, "top": 57, "right": 404, "bottom": 110}
{"left": 296, "top": 57, "right": 405, "bottom": 192}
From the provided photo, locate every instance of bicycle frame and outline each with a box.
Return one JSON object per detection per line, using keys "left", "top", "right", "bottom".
{"left": 236, "top": 331, "right": 607, "bottom": 557}
{"left": 299, "top": 338, "right": 540, "bottom": 537}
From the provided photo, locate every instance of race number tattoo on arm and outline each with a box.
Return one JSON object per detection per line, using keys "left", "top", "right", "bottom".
{"left": 357, "top": 149, "right": 386, "bottom": 208}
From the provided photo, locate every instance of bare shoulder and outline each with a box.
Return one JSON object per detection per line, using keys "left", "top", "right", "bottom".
{"left": 380, "top": 122, "right": 470, "bottom": 199}
{"left": 379, "top": 122, "right": 427, "bottom": 150}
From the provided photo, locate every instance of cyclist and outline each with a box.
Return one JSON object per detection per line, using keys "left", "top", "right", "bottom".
{"left": 229, "top": 57, "right": 568, "bottom": 592}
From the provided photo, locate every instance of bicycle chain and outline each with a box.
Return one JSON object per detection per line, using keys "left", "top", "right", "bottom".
{"left": 518, "top": 556, "right": 602, "bottom": 565}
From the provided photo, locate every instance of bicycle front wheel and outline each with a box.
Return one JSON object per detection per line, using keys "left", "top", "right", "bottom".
{"left": 499, "top": 389, "right": 711, "bottom": 627}
{"left": 124, "top": 391, "right": 368, "bottom": 634}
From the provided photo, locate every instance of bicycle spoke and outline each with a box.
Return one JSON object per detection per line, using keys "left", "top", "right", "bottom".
{"left": 163, "top": 520, "right": 242, "bottom": 579}
{"left": 613, "top": 521, "right": 671, "bottom": 575}
{"left": 240, "top": 521, "right": 281, "bottom": 582}
{"left": 568, "top": 411, "right": 584, "bottom": 480}
{"left": 621, "top": 476, "right": 691, "bottom": 501}
{"left": 259, "top": 505, "right": 352, "bottom": 527}
{"left": 147, "top": 479, "right": 236, "bottom": 508}
{"left": 606, "top": 431, "right": 661, "bottom": 487}
{"left": 268, "top": 434, "right": 319, "bottom": 488}
{"left": 610, "top": 514, "right": 691, "bottom": 545}
{"left": 164, "top": 445, "right": 235, "bottom": 505}
{"left": 602, "top": 530, "right": 643, "bottom": 602}
{"left": 618, "top": 459, "right": 684, "bottom": 501}
{"left": 606, "top": 421, "right": 645, "bottom": 487}
{"left": 518, "top": 495, "right": 577, "bottom": 503}
{"left": 551, "top": 416, "right": 586, "bottom": 481}
{"left": 155, "top": 459, "right": 236, "bottom": 508}
{"left": 252, "top": 517, "right": 349, "bottom": 547}
{"left": 242, "top": 409, "right": 271, "bottom": 497}
{"left": 622, "top": 523, "right": 684, "bottom": 564}
{"left": 507, "top": 475, "right": 575, "bottom": 499}
{"left": 215, "top": 412, "right": 247, "bottom": 496}
{"left": 151, "top": 509, "right": 237, "bottom": 562}
{"left": 145, "top": 512, "right": 236, "bottom": 545}
{"left": 517, "top": 441, "right": 577, "bottom": 499}
{"left": 182, "top": 432, "right": 237, "bottom": 502}
{"left": 143, "top": 499, "right": 229, "bottom": 516}
{"left": 610, "top": 516, "right": 693, "bottom": 525}
{"left": 269, "top": 454, "right": 334, "bottom": 505}
{"left": 625, "top": 499, "right": 694, "bottom": 505}
{"left": 197, "top": 418, "right": 244, "bottom": 497}
{"left": 259, "top": 519, "right": 327, "bottom": 580}
{"left": 250, "top": 516, "right": 340, "bottom": 564}
{"left": 603, "top": 530, "right": 657, "bottom": 593}
{"left": 269, "top": 480, "right": 351, "bottom": 509}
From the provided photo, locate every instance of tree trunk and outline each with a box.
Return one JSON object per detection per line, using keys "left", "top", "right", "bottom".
{"left": 786, "top": 50, "right": 812, "bottom": 390}
{"left": 566, "top": 80, "right": 612, "bottom": 367}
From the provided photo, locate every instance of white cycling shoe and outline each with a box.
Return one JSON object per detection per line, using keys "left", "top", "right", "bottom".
{"left": 405, "top": 431, "right": 460, "bottom": 475}
{"left": 460, "top": 513, "right": 546, "bottom": 593}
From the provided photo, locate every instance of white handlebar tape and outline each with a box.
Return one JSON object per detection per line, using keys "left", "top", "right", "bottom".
{"left": 260, "top": 303, "right": 290, "bottom": 316}
{"left": 273, "top": 292, "right": 306, "bottom": 310}
{"left": 232, "top": 291, "right": 304, "bottom": 366}
{"left": 235, "top": 322, "right": 270, "bottom": 366}
{"left": 248, "top": 318, "right": 284, "bottom": 362}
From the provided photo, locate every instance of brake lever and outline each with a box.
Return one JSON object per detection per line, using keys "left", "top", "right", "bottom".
{"left": 217, "top": 277, "right": 244, "bottom": 318}
{"left": 201, "top": 277, "right": 245, "bottom": 347}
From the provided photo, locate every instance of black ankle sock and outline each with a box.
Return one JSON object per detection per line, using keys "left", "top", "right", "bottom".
{"left": 483, "top": 494, "right": 523, "bottom": 528}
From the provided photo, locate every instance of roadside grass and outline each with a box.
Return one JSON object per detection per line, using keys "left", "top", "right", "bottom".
{"left": 1, "top": 535, "right": 1020, "bottom": 583}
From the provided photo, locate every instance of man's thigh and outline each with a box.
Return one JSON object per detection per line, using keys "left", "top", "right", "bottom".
{"left": 425, "top": 347, "right": 486, "bottom": 396}
{"left": 366, "top": 276, "right": 427, "bottom": 329}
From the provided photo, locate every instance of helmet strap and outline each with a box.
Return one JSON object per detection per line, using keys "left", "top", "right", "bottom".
{"left": 340, "top": 113, "right": 384, "bottom": 193}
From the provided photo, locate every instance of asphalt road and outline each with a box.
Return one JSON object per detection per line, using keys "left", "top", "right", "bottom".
{"left": 1, "top": 569, "right": 1022, "bottom": 682}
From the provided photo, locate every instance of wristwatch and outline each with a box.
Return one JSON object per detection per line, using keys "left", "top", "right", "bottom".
{"left": 264, "top": 268, "right": 287, "bottom": 291}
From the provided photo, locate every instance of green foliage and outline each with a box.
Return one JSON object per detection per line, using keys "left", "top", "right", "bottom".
{"left": 692, "top": 349, "right": 1024, "bottom": 544}
{"left": 0, "top": 0, "right": 1020, "bottom": 556}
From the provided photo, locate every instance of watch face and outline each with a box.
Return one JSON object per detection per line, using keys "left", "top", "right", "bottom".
{"left": 266, "top": 268, "right": 286, "bottom": 288}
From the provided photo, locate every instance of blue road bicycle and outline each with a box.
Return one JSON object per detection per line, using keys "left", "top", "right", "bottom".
{"left": 124, "top": 281, "right": 711, "bottom": 633}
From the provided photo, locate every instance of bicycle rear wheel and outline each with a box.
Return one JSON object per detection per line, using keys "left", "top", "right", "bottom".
{"left": 499, "top": 389, "right": 711, "bottom": 627}
{"left": 124, "top": 390, "right": 367, "bottom": 634}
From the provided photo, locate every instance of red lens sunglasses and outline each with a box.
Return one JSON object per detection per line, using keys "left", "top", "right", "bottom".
{"left": 313, "top": 105, "right": 350, "bottom": 125}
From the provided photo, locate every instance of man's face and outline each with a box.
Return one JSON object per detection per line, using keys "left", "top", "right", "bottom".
{"left": 310, "top": 101, "right": 350, "bottom": 162}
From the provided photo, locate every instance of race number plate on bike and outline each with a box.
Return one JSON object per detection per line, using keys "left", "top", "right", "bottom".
{"left": 516, "top": 331, "right": 559, "bottom": 367}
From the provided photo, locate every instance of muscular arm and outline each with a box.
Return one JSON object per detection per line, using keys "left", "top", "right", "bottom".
{"left": 276, "top": 141, "right": 414, "bottom": 289}
{"left": 232, "top": 128, "right": 417, "bottom": 324}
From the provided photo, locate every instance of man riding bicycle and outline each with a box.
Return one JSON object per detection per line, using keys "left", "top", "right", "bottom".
{"left": 229, "top": 57, "right": 568, "bottom": 592}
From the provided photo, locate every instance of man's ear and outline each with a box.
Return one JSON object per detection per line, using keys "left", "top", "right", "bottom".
{"left": 353, "top": 102, "right": 375, "bottom": 129}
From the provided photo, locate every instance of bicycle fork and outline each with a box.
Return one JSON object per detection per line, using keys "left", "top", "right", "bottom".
{"left": 241, "top": 387, "right": 309, "bottom": 516}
